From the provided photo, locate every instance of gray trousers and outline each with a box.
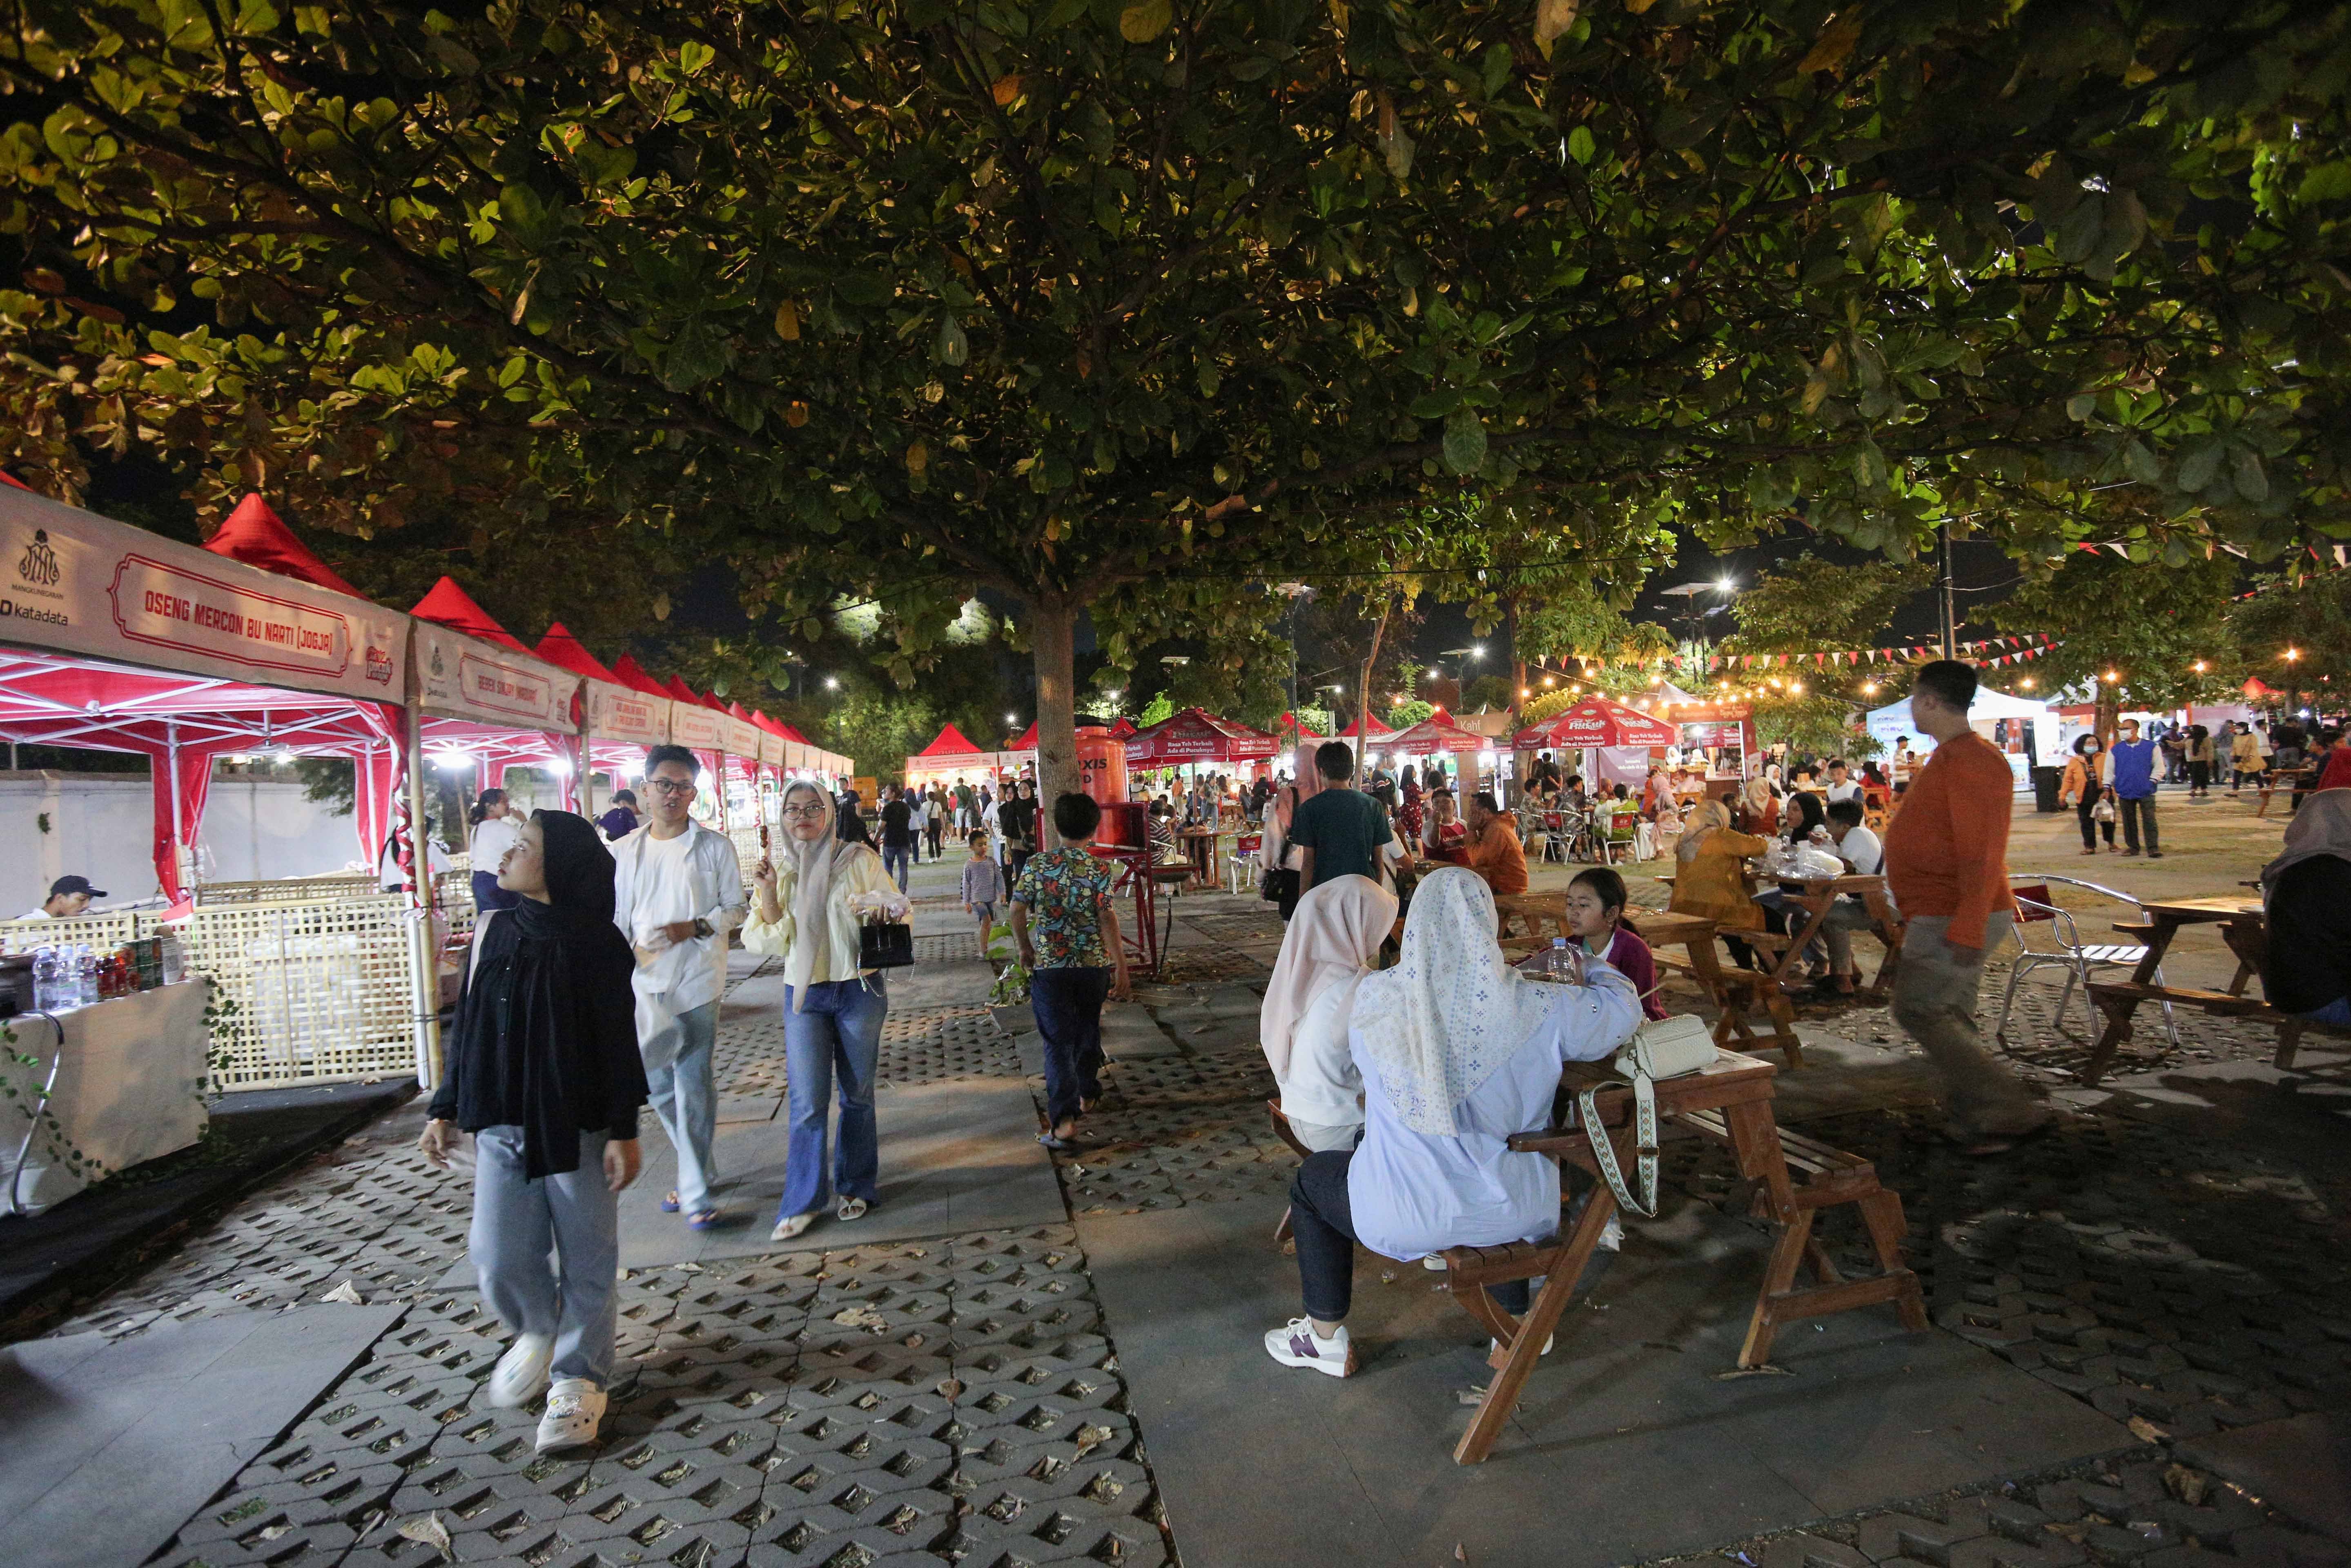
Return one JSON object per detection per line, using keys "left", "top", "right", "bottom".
{"left": 470, "top": 1126, "right": 619, "bottom": 1386}
{"left": 1821, "top": 898, "right": 1879, "bottom": 974}
{"left": 1891, "top": 914, "right": 2047, "bottom": 1140}
{"left": 642, "top": 1001, "right": 720, "bottom": 1214}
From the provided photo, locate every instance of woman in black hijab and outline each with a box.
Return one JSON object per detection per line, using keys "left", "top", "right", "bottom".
{"left": 421, "top": 809, "right": 647, "bottom": 1455}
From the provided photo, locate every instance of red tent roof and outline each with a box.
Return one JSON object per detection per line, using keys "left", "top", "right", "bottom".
{"left": 609, "top": 653, "right": 673, "bottom": 701}
{"left": 534, "top": 621, "right": 622, "bottom": 685}
{"left": 1385, "top": 716, "right": 1489, "bottom": 754}
{"left": 0, "top": 470, "right": 29, "bottom": 490}
{"left": 916, "top": 723, "right": 987, "bottom": 759}
{"left": 662, "top": 674, "right": 724, "bottom": 709}
{"left": 1123, "top": 707, "right": 1279, "bottom": 765}
{"left": 1275, "top": 711, "right": 1326, "bottom": 740}
{"left": 1107, "top": 717, "right": 1137, "bottom": 741}
{"left": 202, "top": 494, "right": 366, "bottom": 599}
{"left": 1331, "top": 712, "right": 1395, "bottom": 739}
{"left": 411, "top": 576, "right": 531, "bottom": 653}
{"left": 1512, "top": 696, "right": 1676, "bottom": 750}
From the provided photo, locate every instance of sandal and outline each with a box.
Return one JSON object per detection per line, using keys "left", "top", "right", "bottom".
{"left": 770, "top": 1211, "right": 816, "bottom": 1242}
{"left": 685, "top": 1207, "right": 723, "bottom": 1230}
{"left": 660, "top": 1191, "right": 681, "bottom": 1213}
{"left": 836, "top": 1196, "right": 869, "bottom": 1223}
{"left": 1037, "top": 1132, "right": 1083, "bottom": 1152}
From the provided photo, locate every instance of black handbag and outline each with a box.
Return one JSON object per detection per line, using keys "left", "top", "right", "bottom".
{"left": 859, "top": 920, "right": 916, "bottom": 969}
{"left": 1260, "top": 867, "right": 1299, "bottom": 904}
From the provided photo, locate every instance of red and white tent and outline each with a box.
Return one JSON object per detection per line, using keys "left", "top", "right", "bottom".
{"left": 533, "top": 622, "right": 669, "bottom": 808}
{"left": 408, "top": 576, "right": 582, "bottom": 806}
{"left": 1121, "top": 707, "right": 1279, "bottom": 766}
{"left": 1511, "top": 697, "right": 1677, "bottom": 751}
{"left": 0, "top": 486, "right": 408, "bottom": 902}
{"left": 1384, "top": 715, "right": 1491, "bottom": 755}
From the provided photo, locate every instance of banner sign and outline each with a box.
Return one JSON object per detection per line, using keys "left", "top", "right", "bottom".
{"left": 725, "top": 714, "right": 762, "bottom": 760}
{"left": 2, "top": 486, "right": 404, "bottom": 701}
{"left": 669, "top": 701, "right": 727, "bottom": 752}
{"left": 584, "top": 677, "right": 668, "bottom": 746}
{"left": 758, "top": 726, "right": 785, "bottom": 767}
{"left": 414, "top": 620, "right": 576, "bottom": 731}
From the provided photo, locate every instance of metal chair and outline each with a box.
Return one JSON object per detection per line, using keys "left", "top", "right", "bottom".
{"left": 1593, "top": 806, "right": 1639, "bottom": 866}
{"left": 1997, "top": 876, "right": 2179, "bottom": 1051}
{"left": 1228, "top": 833, "right": 1262, "bottom": 896}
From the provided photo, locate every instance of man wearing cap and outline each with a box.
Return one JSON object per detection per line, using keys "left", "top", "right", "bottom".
{"left": 22, "top": 875, "right": 103, "bottom": 920}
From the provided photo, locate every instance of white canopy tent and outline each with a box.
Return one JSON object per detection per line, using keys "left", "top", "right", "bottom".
{"left": 1865, "top": 687, "right": 2052, "bottom": 788}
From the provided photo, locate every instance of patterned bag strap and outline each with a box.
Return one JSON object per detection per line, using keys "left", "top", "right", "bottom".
{"left": 1576, "top": 1069, "right": 1662, "bottom": 1219}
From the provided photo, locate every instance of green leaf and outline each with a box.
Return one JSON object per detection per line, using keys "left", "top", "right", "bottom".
{"left": 1409, "top": 389, "right": 1462, "bottom": 419}
{"left": 2101, "top": 189, "right": 2148, "bottom": 260}
{"left": 937, "top": 314, "right": 968, "bottom": 366}
{"left": 2175, "top": 441, "right": 2224, "bottom": 492}
{"left": 1119, "top": 0, "right": 1172, "bottom": 42}
{"left": 2052, "top": 194, "right": 2105, "bottom": 265}
{"left": 1567, "top": 125, "right": 1595, "bottom": 166}
{"left": 2123, "top": 439, "right": 2161, "bottom": 485}
{"left": 1442, "top": 408, "right": 1487, "bottom": 475}
{"left": 2229, "top": 445, "right": 2268, "bottom": 503}
{"left": 2295, "top": 162, "right": 2351, "bottom": 205}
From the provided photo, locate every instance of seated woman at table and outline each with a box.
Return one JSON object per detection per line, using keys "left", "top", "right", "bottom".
{"left": 1668, "top": 799, "right": 1770, "bottom": 960}
{"left": 2260, "top": 790, "right": 2351, "bottom": 1026}
{"left": 1264, "top": 869, "right": 1640, "bottom": 1377}
{"left": 1564, "top": 867, "right": 1669, "bottom": 1023}
{"left": 1260, "top": 875, "right": 1399, "bottom": 1153}
{"left": 1735, "top": 777, "right": 1780, "bottom": 837}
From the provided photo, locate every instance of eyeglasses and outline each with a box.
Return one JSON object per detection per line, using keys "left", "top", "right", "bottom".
{"left": 781, "top": 803, "right": 828, "bottom": 820}
{"left": 645, "top": 779, "right": 695, "bottom": 796}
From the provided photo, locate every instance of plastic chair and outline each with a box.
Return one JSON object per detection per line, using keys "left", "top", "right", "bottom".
{"left": 1996, "top": 877, "right": 2179, "bottom": 1051}
{"left": 1595, "top": 807, "right": 1639, "bottom": 866}
{"left": 1228, "top": 834, "right": 1263, "bottom": 896}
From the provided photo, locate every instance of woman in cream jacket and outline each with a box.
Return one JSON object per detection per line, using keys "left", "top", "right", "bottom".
{"left": 744, "top": 780, "right": 907, "bottom": 1242}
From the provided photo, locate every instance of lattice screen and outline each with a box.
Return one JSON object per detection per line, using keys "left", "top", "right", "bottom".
{"left": 183, "top": 895, "right": 421, "bottom": 1090}
{"left": 0, "top": 911, "right": 146, "bottom": 956}
{"left": 728, "top": 825, "right": 767, "bottom": 886}
{"left": 195, "top": 875, "right": 378, "bottom": 906}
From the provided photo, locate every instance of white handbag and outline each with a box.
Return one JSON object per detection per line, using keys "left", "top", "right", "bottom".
{"left": 1576, "top": 1013, "right": 1715, "bottom": 1219}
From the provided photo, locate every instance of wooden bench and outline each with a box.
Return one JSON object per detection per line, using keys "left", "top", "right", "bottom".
{"left": 1435, "top": 1051, "right": 1927, "bottom": 1463}
{"left": 2086, "top": 980, "right": 2304, "bottom": 1080}
{"left": 1652, "top": 949, "right": 1805, "bottom": 1067}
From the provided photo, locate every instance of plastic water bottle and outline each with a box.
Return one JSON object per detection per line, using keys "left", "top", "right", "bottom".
{"left": 1520, "top": 935, "right": 1587, "bottom": 986}
{"left": 75, "top": 944, "right": 98, "bottom": 1007}
{"left": 33, "top": 946, "right": 58, "bottom": 1011}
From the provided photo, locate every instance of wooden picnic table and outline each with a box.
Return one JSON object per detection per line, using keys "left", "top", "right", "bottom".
{"left": 1757, "top": 871, "right": 1906, "bottom": 997}
{"left": 1178, "top": 825, "right": 1220, "bottom": 886}
{"left": 1444, "top": 1047, "right": 1926, "bottom": 1463}
{"left": 1494, "top": 895, "right": 1804, "bottom": 1066}
{"left": 2081, "top": 893, "right": 2305, "bottom": 1084}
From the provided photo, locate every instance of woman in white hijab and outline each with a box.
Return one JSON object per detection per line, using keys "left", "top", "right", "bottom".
{"left": 746, "top": 780, "right": 907, "bottom": 1242}
{"left": 1260, "top": 875, "right": 1398, "bottom": 1152}
{"left": 1263, "top": 867, "right": 1640, "bottom": 1378}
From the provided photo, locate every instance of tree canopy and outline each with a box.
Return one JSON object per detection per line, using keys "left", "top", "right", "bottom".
{"left": 6, "top": 0, "right": 2351, "bottom": 800}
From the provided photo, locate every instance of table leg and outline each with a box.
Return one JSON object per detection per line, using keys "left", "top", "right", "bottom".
{"left": 1723, "top": 1099, "right": 1796, "bottom": 1219}
{"left": 1740, "top": 1208, "right": 1814, "bottom": 1368}
{"left": 1452, "top": 1176, "right": 1617, "bottom": 1466}
{"left": 1860, "top": 1191, "right": 1930, "bottom": 1331}
{"left": 2082, "top": 918, "right": 2178, "bottom": 1085}
{"left": 1766, "top": 894, "right": 1837, "bottom": 984}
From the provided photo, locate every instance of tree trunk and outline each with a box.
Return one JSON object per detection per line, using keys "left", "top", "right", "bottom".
{"left": 1504, "top": 592, "right": 1525, "bottom": 712}
{"left": 2094, "top": 683, "right": 2120, "bottom": 748}
{"left": 1360, "top": 593, "right": 1394, "bottom": 755}
{"left": 1030, "top": 593, "right": 1081, "bottom": 844}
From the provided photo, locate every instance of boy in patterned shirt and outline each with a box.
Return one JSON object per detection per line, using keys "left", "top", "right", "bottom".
{"left": 1010, "top": 793, "right": 1133, "bottom": 1149}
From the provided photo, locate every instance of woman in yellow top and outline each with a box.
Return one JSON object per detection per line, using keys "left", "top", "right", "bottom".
{"left": 743, "top": 780, "right": 906, "bottom": 1243}
{"left": 1667, "top": 798, "right": 1769, "bottom": 932}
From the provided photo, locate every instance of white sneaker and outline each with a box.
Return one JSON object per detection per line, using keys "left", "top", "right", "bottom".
{"left": 535, "top": 1377, "right": 606, "bottom": 1452}
{"left": 770, "top": 1211, "right": 817, "bottom": 1243}
{"left": 487, "top": 1333, "right": 553, "bottom": 1408}
{"left": 1422, "top": 1253, "right": 1448, "bottom": 1271}
{"left": 1263, "top": 1317, "right": 1355, "bottom": 1378}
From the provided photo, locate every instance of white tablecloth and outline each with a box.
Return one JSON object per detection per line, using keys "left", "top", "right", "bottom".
{"left": 2, "top": 980, "right": 212, "bottom": 1215}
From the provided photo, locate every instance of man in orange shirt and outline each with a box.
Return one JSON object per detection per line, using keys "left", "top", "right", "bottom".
{"left": 1883, "top": 661, "right": 2052, "bottom": 1153}
{"left": 1464, "top": 792, "right": 1528, "bottom": 896}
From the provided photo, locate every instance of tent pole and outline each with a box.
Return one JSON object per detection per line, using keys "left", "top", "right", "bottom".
{"left": 405, "top": 673, "right": 443, "bottom": 1091}
{"left": 166, "top": 720, "right": 187, "bottom": 900}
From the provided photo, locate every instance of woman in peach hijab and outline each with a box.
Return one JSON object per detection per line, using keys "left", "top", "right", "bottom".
{"left": 1259, "top": 875, "right": 1399, "bottom": 1152}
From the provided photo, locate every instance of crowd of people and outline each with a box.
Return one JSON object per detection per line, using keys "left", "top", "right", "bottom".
{"left": 374, "top": 667, "right": 2351, "bottom": 1447}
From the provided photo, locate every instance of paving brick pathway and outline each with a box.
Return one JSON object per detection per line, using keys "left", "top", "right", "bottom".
{"left": 16, "top": 874, "right": 2351, "bottom": 1568}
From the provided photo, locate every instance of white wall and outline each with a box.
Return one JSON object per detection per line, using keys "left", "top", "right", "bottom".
{"left": 2, "top": 772, "right": 362, "bottom": 914}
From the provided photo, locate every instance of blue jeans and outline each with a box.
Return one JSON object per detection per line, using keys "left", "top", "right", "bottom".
{"left": 882, "top": 844, "right": 911, "bottom": 891}
{"left": 1030, "top": 966, "right": 1109, "bottom": 1128}
{"left": 470, "top": 1127, "right": 619, "bottom": 1385}
{"left": 780, "top": 976, "right": 889, "bottom": 1219}
{"left": 641, "top": 1000, "right": 719, "bottom": 1215}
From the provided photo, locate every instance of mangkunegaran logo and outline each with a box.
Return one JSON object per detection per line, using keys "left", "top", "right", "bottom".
{"left": 16, "top": 528, "right": 59, "bottom": 588}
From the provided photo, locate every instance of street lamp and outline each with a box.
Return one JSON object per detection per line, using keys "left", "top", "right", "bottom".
{"left": 824, "top": 675, "right": 839, "bottom": 691}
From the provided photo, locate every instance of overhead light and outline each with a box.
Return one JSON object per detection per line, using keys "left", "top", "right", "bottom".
{"left": 546, "top": 755, "right": 573, "bottom": 775}
{"left": 824, "top": 676, "right": 839, "bottom": 690}
{"left": 431, "top": 751, "right": 475, "bottom": 772}
{"left": 2102, "top": 670, "right": 2119, "bottom": 684}
{"left": 1716, "top": 576, "right": 1735, "bottom": 592}
{"left": 271, "top": 746, "right": 295, "bottom": 763}
{"left": 1542, "top": 675, "right": 1555, "bottom": 687}
{"left": 2020, "top": 677, "right": 2036, "bottom": 690}
{"left": 1470, "top": 645, "right": 1484, "bottom": 659}
{"left": 1005, "top": 712, "right": 1017, "bottom": 724}
{"left": 2286, "top": 647, "right": 2302, "bottom": 662}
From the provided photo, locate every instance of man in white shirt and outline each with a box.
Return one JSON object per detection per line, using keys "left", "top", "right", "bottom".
{"left": 611, "top": 744, "right": 746, "bottom": 1228}
{"left": 1823, "top": 759, "right": 1863, "bottom": 805}
{"left": 1815, "top": 797, "right": 1884, "bottom": 993}
{"left": 20, "top": 874, "right": 102, "bottom": 920}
